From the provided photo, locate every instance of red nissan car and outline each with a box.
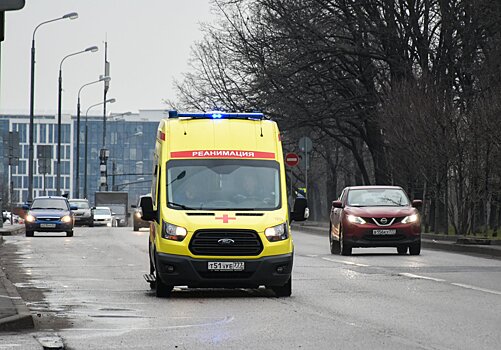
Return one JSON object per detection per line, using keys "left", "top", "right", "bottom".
{"left": 329, "top": 186, "right": 422, "bottom": 256}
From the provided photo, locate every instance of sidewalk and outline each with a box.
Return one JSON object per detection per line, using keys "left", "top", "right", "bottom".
{"left": 0, "top": 223, "right": 34, "bottom": 331}
{"left": 292, "top": 221, "right": 501, "bottom": 259}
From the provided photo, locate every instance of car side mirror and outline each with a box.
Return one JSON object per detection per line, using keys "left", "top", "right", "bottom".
{"left": 412, "top": 200, "right": 422, "bottom": 208}
{"left": 290, "top": 196, "right": 309, "bottom": 222}
{"left": 331, "top": 200, "right": 343, "bottom": 208}
{"left": 140, "top": 195, "right": 156, "bottom": 221}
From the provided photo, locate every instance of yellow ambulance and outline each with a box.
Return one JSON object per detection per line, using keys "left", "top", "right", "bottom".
{"left": 140, "top": 111, "right": 308, "bottom": 297}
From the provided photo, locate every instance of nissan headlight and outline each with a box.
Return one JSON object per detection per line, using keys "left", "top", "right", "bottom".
{"left": 402, "top": 214, "right": 419, "bottom": 224}
{"left": 347, "top": 215, "right": 366, "bottom": 224}
{"left": 264, "top": 223, "right": 289, "bottom": 242}
{"left": 61, "top": 215, "right": 72, "bottom": 223}
{"left": 25, "top": 214, "right": 36, "bottom": 223}
{"left": 162, "top": 221, "right": 187, "bottom": 241}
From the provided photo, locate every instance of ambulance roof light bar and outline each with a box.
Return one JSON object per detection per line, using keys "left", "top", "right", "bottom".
{"left": 167, "top": 110, "right": 266, "bottom": 120}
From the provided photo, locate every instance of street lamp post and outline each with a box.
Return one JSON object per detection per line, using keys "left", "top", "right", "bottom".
{"left": 75, "top": 76, "right": 111, "bottom": 198}
{"left": 84, "top": 98, "right": 116, "bottom": 199}
{"left": 28, "top": 12, "right": 78, "bottom": 202}
{"left": 57, "top": 45, "right": 98, "bottom": 196}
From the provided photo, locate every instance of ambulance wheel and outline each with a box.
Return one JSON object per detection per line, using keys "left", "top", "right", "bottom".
{"left": 271, "top": 277, "right": 292, "bottom": 297}
{"left": 26, "top": 230, "right": 34, "bottom": 237}
{"left": 149, "top": 251, "right": 156, "bottom": 290}
{"left": 66, "top": 230, "right": 74, "bottom": 237}
{"left": 154, "top": 255, "right": 173, "bottom": 297}
{"left": 155, "top": 272, "right": 173, "bottom": 297}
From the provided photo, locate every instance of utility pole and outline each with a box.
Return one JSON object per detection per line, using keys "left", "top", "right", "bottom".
{"left": 100, "top": 40, "right": 111, "bottom": 192}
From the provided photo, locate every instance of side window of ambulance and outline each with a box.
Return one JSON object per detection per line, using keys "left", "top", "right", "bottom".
{"left": 151, "top": 158, "right": 158, "bottom": 207}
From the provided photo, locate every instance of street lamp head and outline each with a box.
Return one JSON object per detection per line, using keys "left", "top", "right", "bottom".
{"left": 63, "top": 12, "right": 78, "bottom": 20}
{"left": 107, "top": 98, "right": 116, "bottom": 104}
{"left": 86, "top": 46, "right": 99, "bottom": 53}
{"left": 99, "top": 75, "right": 111, "bottom": 82}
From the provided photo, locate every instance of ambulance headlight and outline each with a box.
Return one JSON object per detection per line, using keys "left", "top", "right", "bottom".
{"left": 162, "top": 221, "right": 187, "bottom": 241}
{"left": 264, "top": 223, "right": 289, "bottom": 242}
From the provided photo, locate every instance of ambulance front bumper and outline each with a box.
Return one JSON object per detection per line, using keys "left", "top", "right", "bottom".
{"left": 155, "top": 252, "right": 293, "bottom": 288}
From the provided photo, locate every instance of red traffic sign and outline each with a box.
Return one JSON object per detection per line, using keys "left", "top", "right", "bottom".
{"left": 285, "top": 153, "right": 299, "bottom": 167}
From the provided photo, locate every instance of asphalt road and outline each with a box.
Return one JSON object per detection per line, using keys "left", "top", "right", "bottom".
{"left": 1, "top": 226, "right": 501, "bottom": 349}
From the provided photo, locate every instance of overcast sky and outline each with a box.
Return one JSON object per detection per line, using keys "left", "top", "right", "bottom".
{"left": 0, "top": 0, "right": 216, "bottom": 116}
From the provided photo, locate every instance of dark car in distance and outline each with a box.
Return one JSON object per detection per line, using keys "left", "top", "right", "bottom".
{"left": 23, "top": 196, "right": 77, "bottom": 237}
{"left": 329, "top": 186, "right": 422, "bottom": 256}
{"left": 131, "top": 195, "right": 150, "bottom": 231}
{"left": 69, "top": 198, "right": 94, "bottom": 226}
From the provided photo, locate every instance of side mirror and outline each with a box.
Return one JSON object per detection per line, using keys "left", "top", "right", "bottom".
{"left": 412, "top": 200, "right": 422, "bottom": 208}
{"left": 70, "top": 205, "right": 78, "bottom": 211}
{"left": 331, "top": 200, "right": 343, "bottom": 208}
{"left": 290, "top": 196, "right": 309, "bottom": 222}
{"left": 140, "top": 195, "right": 156, "bottom": 221}
{"left": 131, "top": 204, "right": 137, "bottom": 209}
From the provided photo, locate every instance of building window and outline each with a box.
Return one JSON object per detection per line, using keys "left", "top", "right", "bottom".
{"left": 65, "top": 145, "right": 71, "bottom": 160}
{"left": 62, "top": 124, "right": 71, "bottom": 144}
{"left": 61, "top": 161, "right": 70, "bottom": 175}
{"left": 40, "top": 124, "right": 46, "bottom": 143}
{"left": 48, "top": 124, "right": 54, "bottom": 143}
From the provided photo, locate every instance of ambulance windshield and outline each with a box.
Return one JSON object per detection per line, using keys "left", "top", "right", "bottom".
{"left": 166, "top": 159, "right": 281, "bottom": 210}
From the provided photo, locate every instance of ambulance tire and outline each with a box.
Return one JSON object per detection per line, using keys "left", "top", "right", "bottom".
{"left": 149, "top": 247, "right": 156, "bottom": 290}
{"left": 271, "top": 277, "right": 292, "bottom": 297}
{"left": 155, "top": 254, "right": 173, "bottom": 297}
{"left": 66, "top": 230, "right": 73, "bottom": 237}
{"left": 26, "top": 230, "right": 34, "bottom": 237}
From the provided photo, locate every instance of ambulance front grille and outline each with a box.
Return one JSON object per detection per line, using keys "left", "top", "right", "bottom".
{"left": 189, "top": 229, "right": 263, "bottom": 256}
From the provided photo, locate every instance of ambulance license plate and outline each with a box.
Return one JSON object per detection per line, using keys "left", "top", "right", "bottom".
{"left": 373, "top": 229, "right": 396, "bottom": 235}
{"left": 208, "top": 261, "right": 245, "bottom": 271}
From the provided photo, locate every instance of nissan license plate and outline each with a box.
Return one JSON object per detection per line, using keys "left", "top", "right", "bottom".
{"left": 40, "top": 223, "right": 56, "bottom": 228}
{"left": 373, "top": 229, "right": 396, "bottom": 235}
{"left": 208, "top": 261, "right": 245, "bottom": 271}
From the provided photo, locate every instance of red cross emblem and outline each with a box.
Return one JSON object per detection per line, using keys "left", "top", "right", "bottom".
{"left": 215, "top": 214, "right": 236, "bottom": 223}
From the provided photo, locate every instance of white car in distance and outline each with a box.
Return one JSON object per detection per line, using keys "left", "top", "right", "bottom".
{"left": 92, "top": 207, "right": 115, "bottom": 227}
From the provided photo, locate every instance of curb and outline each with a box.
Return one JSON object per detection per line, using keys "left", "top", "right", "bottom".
{"left": 0, "top": 225, "right": 25, "bottom": 237}
{"left": 0, "top": 268, "right": 34, "bottom": 332}
{"left": 292, "top": 223, "right": 501, "bottom": 259}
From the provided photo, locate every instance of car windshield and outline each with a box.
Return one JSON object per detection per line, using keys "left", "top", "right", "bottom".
{"left": 31, "top": 198, "right": 68, "bottom": 210}
{"left": 94, "top": 208, "right": 111, "bottom": 215}
{"left": 70, "top": 201, "right": 89, "bottom": 209}
{"left": 347, "top": 188, "right": 410, "bottom": 207}
{"left": 166, "top": 159, "right": 281, "bottom": 210}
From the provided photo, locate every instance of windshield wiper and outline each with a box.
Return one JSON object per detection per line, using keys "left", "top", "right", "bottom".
{"left": 168, "top": 201, "right": 195, "bottom": 210}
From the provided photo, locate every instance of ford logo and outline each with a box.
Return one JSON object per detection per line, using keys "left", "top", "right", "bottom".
{"left": 218, "top": 238, "right": 235, "bottom": 246}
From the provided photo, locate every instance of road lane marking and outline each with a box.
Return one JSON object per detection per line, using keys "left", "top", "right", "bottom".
{"left": 399, "top": 273, "right": 446, "bottom": 282}
{"left": 0, "top": 294, "right": 22, "bottom": 300}
{"left": 322, "top": 257, "right": 370, "bottom": 267}
{"left": 451, "top": 283, "right": 501, "bottom": 296}
{"left": 400, "top": 273, "right": 501, "bottom": 296}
